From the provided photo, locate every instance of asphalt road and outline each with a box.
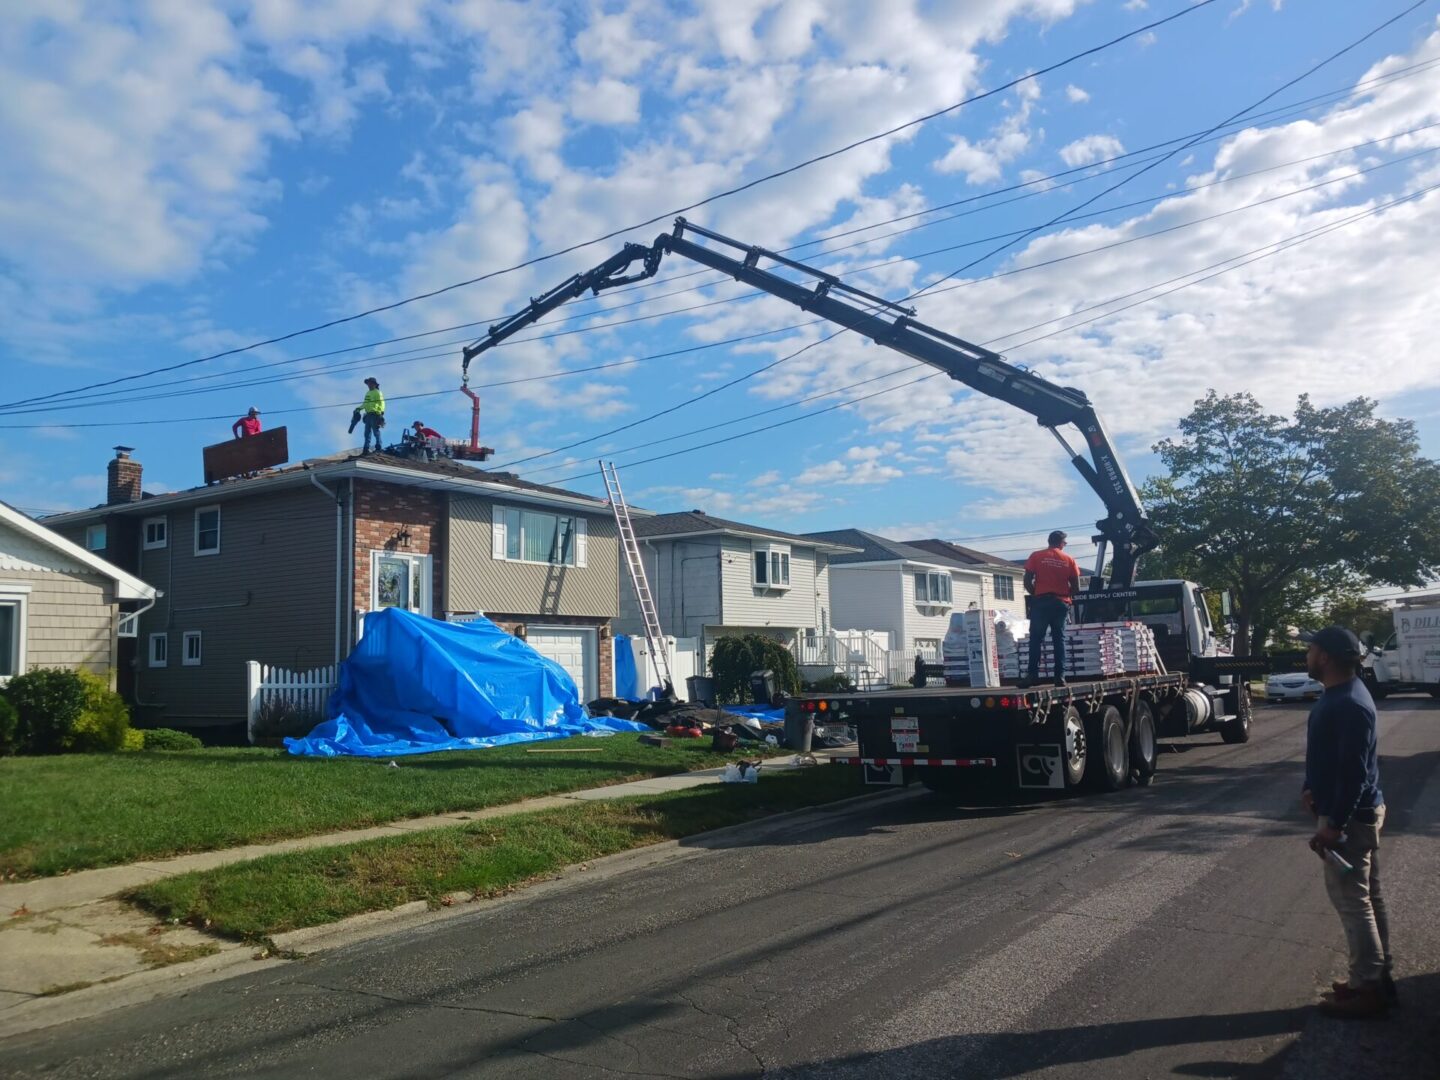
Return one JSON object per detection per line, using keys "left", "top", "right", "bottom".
{"left": 4, "top": 697, "right": 1438, "bottom": 1079}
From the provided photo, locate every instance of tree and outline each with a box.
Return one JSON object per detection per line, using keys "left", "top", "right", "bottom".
{"left": 1142, "top": 392, "right": 1440, "bottom": 656}
{"left": 1321, "top": 595, "right": 1395, "bottom": 646}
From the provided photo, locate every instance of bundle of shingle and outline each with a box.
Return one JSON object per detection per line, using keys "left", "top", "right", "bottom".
{"left": 999, "top": 621, "right": 1160, "bottom": 681}
{"left": 942, "top": 608, "right": 1026, "bottom": 688}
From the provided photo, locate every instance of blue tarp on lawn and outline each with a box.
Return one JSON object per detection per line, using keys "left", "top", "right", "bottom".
{"left": 286, "top": 608, "right": 647, "bottom": 757}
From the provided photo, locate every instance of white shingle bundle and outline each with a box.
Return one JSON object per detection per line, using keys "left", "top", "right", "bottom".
{"left": 998, "top": 621, "right": 1160, "bottom": 680}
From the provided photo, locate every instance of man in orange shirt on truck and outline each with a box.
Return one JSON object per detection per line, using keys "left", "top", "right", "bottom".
{"left": 1023, "top": 530, "right": 1081, "bottom": 687}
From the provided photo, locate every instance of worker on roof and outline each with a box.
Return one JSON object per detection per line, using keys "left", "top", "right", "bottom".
{"left": 231, "top": 407, "right": 262, "bottom": 439}
{"left": 403, "top": 420, "right": 443, "bottom": 461}
{"left": 348, "top": 377, "right": 386, "bottom": 455}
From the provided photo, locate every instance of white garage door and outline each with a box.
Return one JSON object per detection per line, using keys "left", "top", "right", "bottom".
{"left": 527, "top": 627, "right": 596, "bottom": 702}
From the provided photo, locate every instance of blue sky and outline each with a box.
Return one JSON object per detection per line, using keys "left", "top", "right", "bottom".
{"left": 3, "top": 0, "right": 1439, "bottom": 569}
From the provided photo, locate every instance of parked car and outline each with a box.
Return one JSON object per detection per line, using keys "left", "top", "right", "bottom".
{"left": 1265, "top": 671, "right": 1323, "bottom": 701}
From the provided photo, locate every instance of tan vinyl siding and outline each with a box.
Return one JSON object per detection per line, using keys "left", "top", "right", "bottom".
{"left": 134, "top": 488, "right": 338, "bottom": 725}
{"left": 0, "top": 566, "right": 116, "bottom": 680}
{"left": 445, "top": 495, "right": 618, "bottom": 618}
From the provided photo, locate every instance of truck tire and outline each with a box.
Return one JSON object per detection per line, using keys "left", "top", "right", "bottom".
{"left": 1084, "top": 704, "right": 1129, "bottom": 792}
{"left": 1129, "top": 699, "right": 1157, "bottom": 786}
{"left": 1361, "top": 669, "right": 1389, "bottom": 700}
{"left": 1060, "top": 704, "right": 1087, "bottom": 789}
{"left": 1221, "top": 684, "right": 1253, "bottom": 744}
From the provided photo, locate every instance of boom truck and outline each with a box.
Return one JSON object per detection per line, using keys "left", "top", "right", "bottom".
{"left": 461, "top": 218, "right": 1268, "bottom": 794}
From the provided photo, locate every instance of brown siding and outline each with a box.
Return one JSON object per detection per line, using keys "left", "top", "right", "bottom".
{"left": 134, "top": 487, "right": 339, "bottom": 726}
{"left": 445, "top": 495, "right": 618, "bottom": 619}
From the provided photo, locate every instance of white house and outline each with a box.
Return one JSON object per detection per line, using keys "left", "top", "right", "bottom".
{"left": 614, "top": 510, "right": 861, "bottom": 673}
{"left": 902, "top": 538, "right": 1026, "bottom": 611}
{"left": 0, "top": 500, "right": 159, "bottom": 688}
{"left": 801, "top": 529, "right": 992, "bottom": 659}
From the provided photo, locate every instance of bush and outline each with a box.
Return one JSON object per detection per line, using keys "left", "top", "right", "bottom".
{"left": 69, "top": 671, "right": 132, "bottom": 753}
{"left": 121, "top": 728, "right": 146, "bottom": 752}
{"left": 804, "top": 673, "right": 856, "bottom": 695}
{"left": 709, "top": 634, "right": 801, "bottom": 705}
{"left": 0, "top": 695, "right": 18, "bottom": 754}
{"left": 252, "top": 698, "right": 326, "bottom": 741}
{"left": 141, "top": 727, "right": 204, "bottom": 751}
{"left": 4, "top": 668, "right": 88, "bottom": 754}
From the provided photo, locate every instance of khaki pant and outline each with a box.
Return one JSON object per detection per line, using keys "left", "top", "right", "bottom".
{"left": 1322, "top": 804, "right": 1392, "bottom": 988}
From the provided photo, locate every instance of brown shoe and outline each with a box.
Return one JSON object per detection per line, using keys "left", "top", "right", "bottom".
{"left": 1320, "top": 985, "right": 1388, "bottom": 1018}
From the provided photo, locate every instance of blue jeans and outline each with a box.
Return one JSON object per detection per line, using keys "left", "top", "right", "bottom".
{"left": 1028, "top": 595, "right": 1069, "bottom": 682}
{"left": 362, "top": 413, "right": 384, "bottom": 452}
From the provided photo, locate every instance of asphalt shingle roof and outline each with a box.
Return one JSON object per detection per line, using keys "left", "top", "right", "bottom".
{"left": 903, "top": 538, "right": 1024, "bottom": 572}
{"left": 633, "top": 511, "right": 858, "bottom": 551}
{"left": 800, "top": 528, "right": 973, "bottom": 567}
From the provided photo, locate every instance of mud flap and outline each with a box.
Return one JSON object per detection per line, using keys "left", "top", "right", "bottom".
{"left": 1017, "top": 744, "right": 1065, "bottom": 789}
{"left": 863, "top": 763, "right": 908, "bottom": 786}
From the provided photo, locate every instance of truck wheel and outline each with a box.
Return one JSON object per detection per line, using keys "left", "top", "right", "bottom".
{"left": 1060, "top": 705, "right": 1087, "bottom": 788}
{"left": 1361, "top": 669, "right": 1389, "bottom": 700}
{"left": 1129, "top": 700, "right": 1157, "bottom": 786}
{"left": 1084, "top": 705, "right": 1129, "bottom": 792}
{"left": 1221, "top": 684, "right": 1253, "bottom": 744}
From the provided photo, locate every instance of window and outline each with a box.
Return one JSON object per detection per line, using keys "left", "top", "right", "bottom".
{"left": 148, "top": 633, "right": 168, "bottom": 667}
{"left": 0, "top": 588, "right": 29, "bottom": 683}
{"left": 182, "top": 631, "right": 202, "bottom": 666}
{"left": 85, "top": 523, "right": 107, "bottom": 551}
{"left": 993, "top": 573, "right": 1015, "bottom": 601}
{"left": 371, "top": 552, "right": 433, "bottom": 616}
{"left": 495, "top": 507, "right": 582, "bottom": 566}
{"left": 143, "top": 517, "right": 168, "bottom": 550}
{"left": 752, "top": 545, "right": 791, "bottom": 588}
{"left": 914, "top": 571, "right": 952, "bottom": 605}
{"left": 194, "top": 506, "right": 220, "bottom": 556}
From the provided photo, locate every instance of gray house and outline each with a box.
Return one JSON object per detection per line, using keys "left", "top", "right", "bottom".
{"left": 614, "top": 510, "right": 860, "bottom": 672}
{"left": 45, "top": 447, "right": 628, "bottom": 727}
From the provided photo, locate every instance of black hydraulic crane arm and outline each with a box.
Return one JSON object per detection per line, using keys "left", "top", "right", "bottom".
{"left": 461, "top": 218, "right": 1158, "bottom": 587}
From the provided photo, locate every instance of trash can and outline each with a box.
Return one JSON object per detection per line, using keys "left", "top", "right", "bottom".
{"left": 685, "top": 675, "right": 716, "bottom": 707}
{"left": 783, "top": 709, "right": 814, "bottom": 753}
{"left": 749, "top": 669, "right": 777, "bottom": 706}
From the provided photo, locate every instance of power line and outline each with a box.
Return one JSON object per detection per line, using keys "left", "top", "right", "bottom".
{"left": 0, "top": 1, "right": 1222, "bottom": 415}
{"left": 9, "top": 63, "right": 1436, "bottom": 418}
{"left": 535, "top": 179, "right": 1434, "bottom": 487}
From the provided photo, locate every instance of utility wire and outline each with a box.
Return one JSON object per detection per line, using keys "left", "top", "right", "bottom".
{"left": 7, "top": 58, "right": 1434, "bottom": 416}
{"left": 535, "top": 180, "right": 1435, "bottom": 487}
{"left": 0, "top": 0, "right": 1221, "bottom": 414}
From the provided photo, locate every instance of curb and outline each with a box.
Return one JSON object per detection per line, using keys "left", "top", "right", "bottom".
{"left": 0, "top": 778, "right": 907, "bottom": 1042}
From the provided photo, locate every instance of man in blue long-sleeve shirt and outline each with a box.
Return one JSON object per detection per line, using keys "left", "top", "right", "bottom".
{"left": 1299, "top": 625, "right": 1393, "bottom": 1018}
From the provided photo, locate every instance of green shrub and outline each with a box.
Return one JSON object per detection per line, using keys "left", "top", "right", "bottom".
{"left": 709, "top": 634, "right": 800, "bottom": 704}
{"left": 251, "top": 698, "right": 326, "bottom": 741}
{"left": 69, "top": 671, "right": 132, "bottom": 753}
{"left": 5, "top": 668, "right": 87, "bottom": 754}
{"left": 0, "top": 695, "right": 18, "bottom": 754}
{"left": 121, "top": 728, "right": 146, "bottom": 752}
{"left": 142, "top": 727, "right": 204, "bottom": 751}
{"left": 804, "top": 673, "right": 856, "bottom": 695}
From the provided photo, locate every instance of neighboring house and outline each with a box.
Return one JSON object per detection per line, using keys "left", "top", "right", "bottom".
{"left": 0, "top": 498, "right": 158, "bottom": 688}
{"left": 614, "top": 510, "right": 861, "bottom": 672}
{"left": 801, "top": 529, "right": 990, "bottom": 656}
{"left": 45, "top": 447, "right": 629, "bottom": 727}
{"left": 903, "top": 538, "right": 1026, "bottom": 610}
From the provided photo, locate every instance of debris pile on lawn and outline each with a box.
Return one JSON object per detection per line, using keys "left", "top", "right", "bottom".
{"left": 999, "top": 621, "right": 1161, "bottom": 680}
{"left": 286, "top": 609, "right": 647, "bottom": 757}
{"left": 583, "top": 696, "right": 851, "bottom": 749}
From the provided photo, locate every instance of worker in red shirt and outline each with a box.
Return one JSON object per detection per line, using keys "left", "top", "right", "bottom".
{"left": 231, "top": 407, "right": 262, "bottom": 439}
{"left": 1023, "top": 529, "right": 1081, "bottom": 687}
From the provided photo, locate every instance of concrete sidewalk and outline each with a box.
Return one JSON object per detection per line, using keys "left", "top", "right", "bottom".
{"left": 0, "top": 751, "right": 840, "bottom": 1035}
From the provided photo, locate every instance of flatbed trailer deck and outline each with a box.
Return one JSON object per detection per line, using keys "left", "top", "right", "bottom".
{"left": 791, "top": 673, "right": 1191, "bottom": 794}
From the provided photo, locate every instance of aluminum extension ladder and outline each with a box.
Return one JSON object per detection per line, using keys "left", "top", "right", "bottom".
{"left": 600, "top": 461, "right": 674, "bottom": 696}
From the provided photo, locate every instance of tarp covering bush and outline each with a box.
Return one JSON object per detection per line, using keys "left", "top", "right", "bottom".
{"left": 286, "top": 609, "right": 646, "bottom": 757}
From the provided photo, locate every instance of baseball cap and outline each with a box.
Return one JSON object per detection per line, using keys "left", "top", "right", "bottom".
{"left": 247, "top": 406, "right": 260, "bottom": 415}
{"left": 1298, "top": 626, "right": 1363, "bottom": 658}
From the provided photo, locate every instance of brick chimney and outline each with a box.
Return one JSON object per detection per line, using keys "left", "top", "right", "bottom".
{"left": 107, "top": 446, "right": 142, "bottom": 505}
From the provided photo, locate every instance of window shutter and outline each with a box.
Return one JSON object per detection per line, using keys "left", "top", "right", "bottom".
{"left": 575, "top": 517, "right": 587, "bottom": 567}
{"left": 492, "top": 510, "right": 506, "bottom": 560}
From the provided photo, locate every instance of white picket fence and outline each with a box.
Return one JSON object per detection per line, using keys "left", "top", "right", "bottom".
{"left": 244, "top": 661, "right": 337, "bottom": 744}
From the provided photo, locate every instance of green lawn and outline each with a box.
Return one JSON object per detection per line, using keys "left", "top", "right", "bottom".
{"left": 126, "top": 766, "right": 862, "bottom": 940}
{"left": 0, "top": 735, "right": 785, "bottom": 880}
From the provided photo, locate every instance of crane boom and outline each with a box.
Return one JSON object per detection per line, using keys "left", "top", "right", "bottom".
{"left": 461, "top": 218, "right": 1159, "bottom": 587}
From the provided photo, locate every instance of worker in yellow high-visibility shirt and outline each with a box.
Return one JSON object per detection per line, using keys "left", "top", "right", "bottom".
{"left": 348, "top": 376, "right": 386, "bottom": 454}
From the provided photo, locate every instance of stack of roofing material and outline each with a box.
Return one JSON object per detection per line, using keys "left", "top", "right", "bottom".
{"left": 942, "top": 609, "right": 1000, "bottom": 688}
{"left": 999, "top": 622, "right": 1159, "bottom": 681}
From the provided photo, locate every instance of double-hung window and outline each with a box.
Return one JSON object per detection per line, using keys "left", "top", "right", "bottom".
{"left": 993, "top": 573, "right": 1015, "bottom": 601}
{"left": 182, "top": 631, "right": 202, "bottom": 666}
{"left": 148, "top": 633, "right": 168, "bottom": 668}
{"left": 194, "top": 506, "right": 220, "bottom": 556}
{"left": 494, "top": 507, "right": 585, "bottom": 566}
{"left": 143, "top": 517, "right": 168, "bottom": 550}
{"left": 753, "top": 545, "right": 791, "bottom": 589}
{"left": 914, "top": 570, "right": 952, "bottom": 605}
{"left": 0, "top": 587, "right": 29, "bottom": 684}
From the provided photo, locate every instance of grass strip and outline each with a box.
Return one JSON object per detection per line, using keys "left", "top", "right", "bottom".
{"left": 126, "top": 766, "right": 862, "bottom": 941}
{"left": 1, "top": 734, "right": 788, "bottom": 880}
